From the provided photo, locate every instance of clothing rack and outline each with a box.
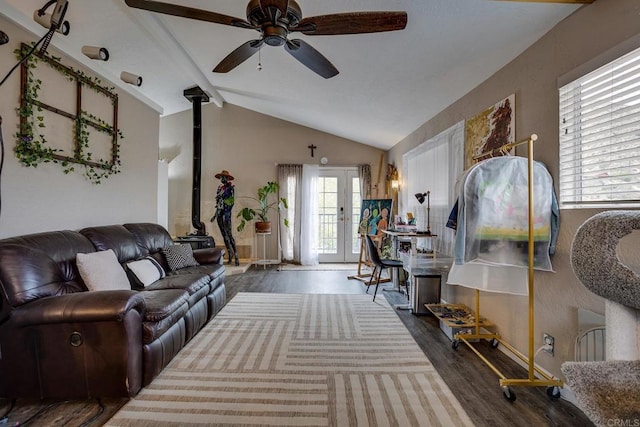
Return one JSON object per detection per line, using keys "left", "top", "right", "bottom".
{"left": 452, "top": 134, "right": 563, "bottom": 402}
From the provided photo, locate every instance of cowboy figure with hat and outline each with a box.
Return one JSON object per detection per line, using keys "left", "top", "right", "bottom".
{"left": 211, "top": 170, "right": 239, "bottom": 266}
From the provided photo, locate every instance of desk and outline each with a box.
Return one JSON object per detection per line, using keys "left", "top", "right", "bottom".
{"left": 382, "top": 229, "right": 438, "bottom": 258}
{"left": 382, "top": 230, "right": 438, "bottom": 292}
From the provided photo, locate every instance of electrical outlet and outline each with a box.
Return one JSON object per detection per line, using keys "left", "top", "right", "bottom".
{"left": 543, "top": 333, "right": 554, "bottom": 355}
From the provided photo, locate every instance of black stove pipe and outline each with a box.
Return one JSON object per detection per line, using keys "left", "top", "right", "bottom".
{"left": 184, "top": 86, "right": 210, "bottom": 236}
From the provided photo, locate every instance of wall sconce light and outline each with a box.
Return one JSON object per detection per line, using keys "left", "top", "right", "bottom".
{"left": 0, "top": 31, "right": 8, "bottom": 46}
{"left": 391, "top": 179, "right": 399, "bottom": 190}
{"left": 82, "top": 45, "right": 109, "bottom": 61}
{"left": 120, "top": 71, "right": 142, "bottom": 86}
{"left": 33, "top": 10, "right": 70, "bottom": 36}
{"left": 414, "top": 191, "right": 432, "bottom": 235}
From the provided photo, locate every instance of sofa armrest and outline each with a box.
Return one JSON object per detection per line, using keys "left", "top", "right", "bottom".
{"left": 193, "top": 247, "right": 224, "bottom": 265}
{"left": 1, "top": 290, "right": 146, "bottom": 398}
{"left": 10, "top": 290, "right": 145, "bottom": 327}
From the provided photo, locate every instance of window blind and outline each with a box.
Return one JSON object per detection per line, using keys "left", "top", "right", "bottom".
{"left": 559, "top": 46, "right": 640, "bottom": 208}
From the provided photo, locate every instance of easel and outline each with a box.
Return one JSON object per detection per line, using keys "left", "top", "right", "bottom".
{"left": 452, "top": 134, "right": 563, "bottom": 402}
{"left": 347, "top": 234, "right": 391, "bottom": 284}
{"left": 349, "top": 155, "right": 391, "bottom": 283}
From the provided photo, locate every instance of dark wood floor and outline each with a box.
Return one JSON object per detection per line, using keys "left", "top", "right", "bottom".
{"left": 0, "top": 265, "right": 592, "bottom": 426}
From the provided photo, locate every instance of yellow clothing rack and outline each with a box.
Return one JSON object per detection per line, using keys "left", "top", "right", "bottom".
{"left": 452, "top": 134, "right": 563, "bottom": 402}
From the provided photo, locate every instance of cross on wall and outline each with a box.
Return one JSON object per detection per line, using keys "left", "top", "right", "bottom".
{"left": 308, "top": 144, "right": 317, "bottom": 157}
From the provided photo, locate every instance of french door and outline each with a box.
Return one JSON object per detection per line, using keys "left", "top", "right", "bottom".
{"left": 317, "top": 168, "right": 361, "bottom": 263}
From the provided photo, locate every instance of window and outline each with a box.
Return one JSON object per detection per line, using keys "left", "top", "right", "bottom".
{"left": 559, "top": 46, "right": 640, "bottom": 208}
{"left": 402, "top": 121, "right": 464, "bottom": 256}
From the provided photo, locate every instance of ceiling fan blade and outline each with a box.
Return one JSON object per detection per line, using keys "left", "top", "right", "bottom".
{"left": 294, "top": 11, "right": 407, "bottom": 36}
{"left": 285, "top": 39, "right": 339, "bottom": 79}
{"left": 213, "top": 39, "right": 264, "bottom": 73}
{"left": 124, "top": 0, "right": 254, "bottom": 29}
{"left": 259, "top": 0, "right": 289, "bottom": 23}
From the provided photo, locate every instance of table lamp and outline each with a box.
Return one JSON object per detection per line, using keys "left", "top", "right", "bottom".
{"left": 414, "top": 191, "right": 432, "bottom": 235}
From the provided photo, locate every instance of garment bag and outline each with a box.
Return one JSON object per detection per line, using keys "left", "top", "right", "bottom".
{"left": 449, "top": 157, "right": 554, "bottom": 295}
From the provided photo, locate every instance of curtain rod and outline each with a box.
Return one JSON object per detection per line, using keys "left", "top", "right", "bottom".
{"left": 472, "top": 134, "right": 538, "bottom": 160}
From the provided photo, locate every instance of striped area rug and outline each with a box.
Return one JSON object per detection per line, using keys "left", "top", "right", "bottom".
{"left": 106, "top": 293, "right": 474, "bottom": 426}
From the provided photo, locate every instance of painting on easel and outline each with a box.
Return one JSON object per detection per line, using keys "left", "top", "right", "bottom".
{"left": 358, "top": 199, "right": 393, "bottom": 238}
{"left": 348, "top": 198, "right": 393, "bottom": 283}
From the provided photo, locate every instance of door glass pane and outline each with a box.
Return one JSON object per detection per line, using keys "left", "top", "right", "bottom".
{"left": 351, "top": 177, "right": 361, "bottom": 255}
{"left": 318, "top": 177, "right": 338, "bottom": 254}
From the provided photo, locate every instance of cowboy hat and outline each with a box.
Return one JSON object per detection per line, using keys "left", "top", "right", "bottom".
{"left": 215, "top": 170, "right": 234, "bottom": 180}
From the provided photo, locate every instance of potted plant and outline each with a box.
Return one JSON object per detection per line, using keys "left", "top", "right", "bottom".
{"left": 236, "top": 181, "right": 288, "bottom": 233}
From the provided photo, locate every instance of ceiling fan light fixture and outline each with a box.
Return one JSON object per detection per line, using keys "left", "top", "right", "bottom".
{"left": 82, "top": 45, "right": 109, "bottom": 61}
{"left": 263, "top": 25, "right": 288, "bottom": 46}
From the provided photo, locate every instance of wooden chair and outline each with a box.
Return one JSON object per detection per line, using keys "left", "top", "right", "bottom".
{"left": 364, "top": 234, "right": 406, "bottom": 301}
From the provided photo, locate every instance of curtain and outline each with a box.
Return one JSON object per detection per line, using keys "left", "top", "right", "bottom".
{"left": 402, "top": 121, "right": 464, "bottom": 257}
{"left": 277, "top": 164, "right": 302, "bottom": 262}
{"left": 358, "top": 164, "right": 371, "bottom": 200}
{"left": 300, "top": 164, "right": 319, "bottom": 266}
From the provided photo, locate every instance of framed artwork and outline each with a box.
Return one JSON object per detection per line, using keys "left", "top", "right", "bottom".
{"left": 359, "top": 199, "right": 393, "bottom": 236}
{"left": 464, "top": 94, "right": 515, "bottom": 169}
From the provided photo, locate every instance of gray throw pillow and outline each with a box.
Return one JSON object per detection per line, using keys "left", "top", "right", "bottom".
{"left": 162, "top": 244, "right": 199, "bottom": 271}
{"left": 77, "top": 249, "right": 130, "bottom": 291}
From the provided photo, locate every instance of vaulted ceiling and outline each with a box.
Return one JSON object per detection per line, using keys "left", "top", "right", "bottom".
{"left": 0, "top": 0, "right": 585, "bottom": 149}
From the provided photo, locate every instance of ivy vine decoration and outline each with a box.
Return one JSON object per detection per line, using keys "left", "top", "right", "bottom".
{"left": 14, "top": 48, "right": 60, "bottom": 168}
{"left": 14, "top": 43, "right": 124, "bottom": 184}
{"left": 76, "top": 111, "right": 123, "bottom": 184}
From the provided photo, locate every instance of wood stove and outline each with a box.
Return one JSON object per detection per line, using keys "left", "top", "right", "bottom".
{"left": 174, "top": 86, "right": 215, "bottom": 249}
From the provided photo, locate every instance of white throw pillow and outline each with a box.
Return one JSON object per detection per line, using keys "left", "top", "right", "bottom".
{"left": 76, "top": 249, "right": 130, "bottom": 291}
{"left": 126, "top": 256, "right": 166, "bottom": 287}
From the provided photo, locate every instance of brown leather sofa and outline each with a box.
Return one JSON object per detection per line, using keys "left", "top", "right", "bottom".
{"left": 0, "top": 223, "right": 225, "bottom": 399}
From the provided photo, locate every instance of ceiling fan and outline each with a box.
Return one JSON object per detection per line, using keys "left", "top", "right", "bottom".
{"left": 124, "top": 0, "right": 407, "bottom": 79}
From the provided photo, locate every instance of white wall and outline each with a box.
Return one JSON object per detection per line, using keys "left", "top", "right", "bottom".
{"left": 388, "top": 0, "right": 640, "bottom": 380}
{"left": 0, "top": 17, "right": 160, "bottom": 238}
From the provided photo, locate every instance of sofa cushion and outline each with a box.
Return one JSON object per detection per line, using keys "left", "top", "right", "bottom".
{"left": 123, "top": 223, "right": 174, "bottom": 257}
{"left": 125, "top": 257, "right": 166, "bottom": 288}
{"left": 76, "top": 249, "right": 130, "bottom": 292}
{"left": 162, "top": 244, "right": 199, "bottom": 271}
{"left": 80, "top": 225, "right": 142, "bottom": 263}
{"left": 139, "top": 289, "right": 189, "bottom": 343}
{"left": 145, "top": 271, "right": 211, "bottom": 297}
{"left": 0, "top": 231, "right": 94, "bottom": 307}
{"left": 188, "top": 264, "right": 225, "bottom": 282}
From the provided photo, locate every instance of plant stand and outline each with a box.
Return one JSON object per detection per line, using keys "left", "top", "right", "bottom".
{"left": 253, "top": 231, "right": 272, "bottom": 269}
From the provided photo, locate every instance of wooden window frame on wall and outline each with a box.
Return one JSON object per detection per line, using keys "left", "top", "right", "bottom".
{"left": 19, "top": 43, "right": 120, "bottom": 173}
